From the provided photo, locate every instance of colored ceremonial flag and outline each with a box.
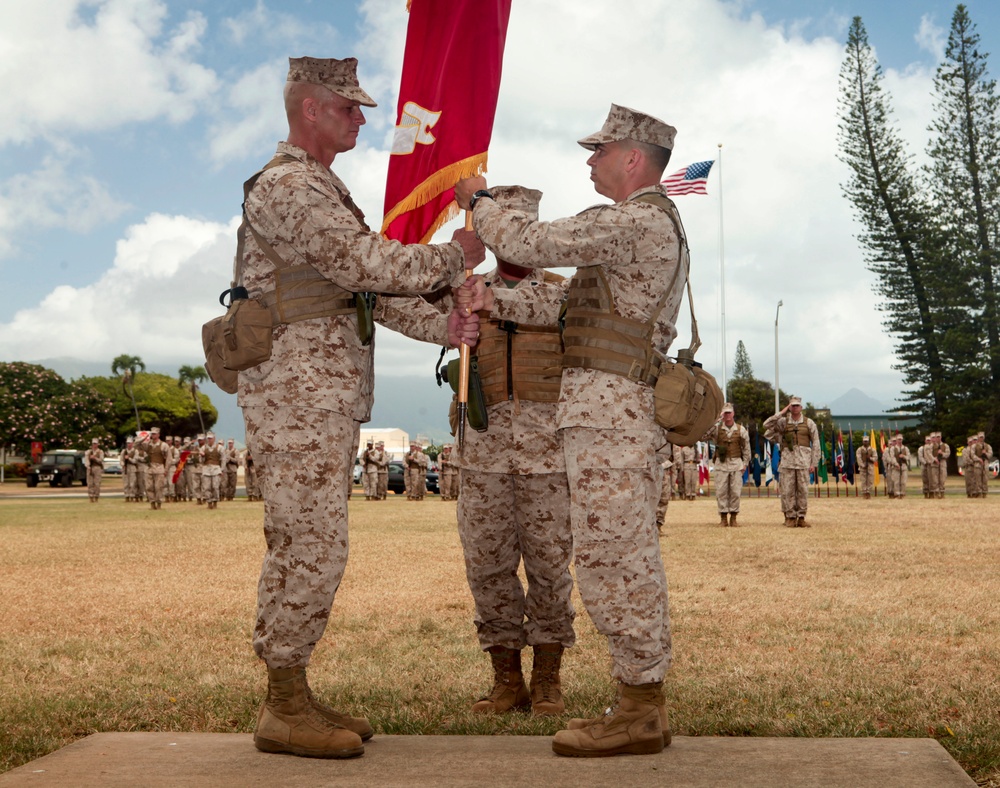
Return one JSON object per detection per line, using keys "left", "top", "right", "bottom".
{"left": 817, "top": 428, "right": 828, "bottom": 483}
{"left": 172, "top": 450, "right": 191, "bottom": 485}
{"left": 871, "top": 432, "right": 880, "bottom": 488}
{"left": 661, "top": 160, "right": 714, "bottom": 196}
{"left": 878, "top": 429, "right": 887, "bottom": 476}
{"left": 381, "top": 0, "right": 512, "bottom": 243}
{"left": 845, "top": 430, "right": 855, "bottom": 484}
{"left": 771, "top": 442, "right": 780, "bottom": 482}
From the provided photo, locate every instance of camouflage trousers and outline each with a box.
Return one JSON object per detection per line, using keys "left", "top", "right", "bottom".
{"left": 243, "top": 405, "right": 359, "bottom": 669}
{"left": 223, "top": 469, "right": 238, "bottom": 499}
{"left": 562, "top": 427, "right": 672, "bottom": 685}
{"left": 364, "top": 469, "right": 378, "bottom": 498}
{"left": 203, "top": 469, "right": 222, "bottom": 503}
{"left": 123, "top": 465, "right": 139, "bottom": 499}
{"left": 682, "top": 463, "right": 698, "bottom": 499}
{"left": 655, "top": 467, "right": 671, "bottom": 525}
{"left": 175, "top": 465, "right": 189, "bottom": 500}
{"left": 858, "top": 465, "right": 875, "bottom": 496}
{"left": 146, "top": 466, "right": 167, "bottom": 504}
{"left": 377, "top": 471, "right": 388, "bottom": 499}
{"left": 714, "top": 467, "right": 743, "bottom": 513}
{"left": 890, "top": 466, "right": 908, "bottom": 497}
{"left": 87, "top": 467, "right": 103, "bottom": 499}
{"left": 440, "top": 469, "right": 459, "bottom": 500}
{"left": 932, "top": 464, "right": 947, "bottom": 496}
{"left": 457, "top": 470, "right": 575, "bottom": 650}
{"left": 778, "top": 466, "right": 809, "bottom": 518}
{"left": 406, "top": 467, "right": 425, "bottom": 499}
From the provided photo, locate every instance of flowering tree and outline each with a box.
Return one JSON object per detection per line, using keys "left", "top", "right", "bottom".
{"left": 0, "top": 363, "right": 113, "bottom": 454}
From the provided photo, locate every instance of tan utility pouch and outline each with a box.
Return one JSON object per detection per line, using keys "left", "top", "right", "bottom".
{"left": 628, "top": 193, "right": 724, "bottom": 445}
{"left": 202, "top": 286, "right": 273, "bottom": 394}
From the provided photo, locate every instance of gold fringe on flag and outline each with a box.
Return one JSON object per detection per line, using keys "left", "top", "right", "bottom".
{"left": 381, "top": 152, "right": 488, "bottom": 244}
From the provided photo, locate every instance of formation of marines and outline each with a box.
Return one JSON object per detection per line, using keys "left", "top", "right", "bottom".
{"left": 102, "top": 431, "right": 253, "bottom": 509}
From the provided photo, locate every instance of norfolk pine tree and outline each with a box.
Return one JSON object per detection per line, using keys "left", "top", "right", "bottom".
{"left": 926, "top": 4, "right": 1000, "bottom": 434}
{"left": 837, "top": 17, "right": 946, "bottom": 423}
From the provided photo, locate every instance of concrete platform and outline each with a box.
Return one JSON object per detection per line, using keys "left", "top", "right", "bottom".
{"left": 0, "top": 733, "right": 975, "bottom": 787}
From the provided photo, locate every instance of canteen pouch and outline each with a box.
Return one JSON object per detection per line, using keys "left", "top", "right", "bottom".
{"left": 202, "top": 316, "right": 238, "bottom": 394}
{"left": 355, "top": 291, "right": 376, "bottom": 346}
{"left": 202, "top": 287, "right": 274, "bottom": 395}
{"left": 446, "top": 357, "right": 489, "bottom": 432}
{"left": 653, "top": 351, "right": 724, "bottom": 446}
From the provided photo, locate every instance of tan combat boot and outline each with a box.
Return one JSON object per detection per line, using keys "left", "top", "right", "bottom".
{"left": 565, "top": 683, "right": 671, "bottom": 746}
{"left": 304, "top": 677, "right": 374, "bottom": 741}
{"left": 784, "top": 517, "right": 796, "bottom": 527}
{"left": 253, "top": 667, "right": 364, "bottom": 758}
{"left": 729, "top": 512, "right": 739, "bottom": 527}
{"left": 797, "top": 517, "right": 811, "bottom": 527}
{"left": 720, "top": 513, "right": 729, "bottom": 527}
{"left": 553, "top": 682, "right": 665, "bottom": 757}
{"left": 529, "top": 644, "right": 564, "bottom": 716}
{"left": 471, "top": 646, "right": 530, "bottom": 713}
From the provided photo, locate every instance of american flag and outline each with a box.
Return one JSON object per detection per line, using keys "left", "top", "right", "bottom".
{"left": 661, "top": 160, "right": 714, "bottom": 195}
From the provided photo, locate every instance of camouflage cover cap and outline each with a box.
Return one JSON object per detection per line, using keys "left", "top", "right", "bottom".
{"left": 721, "top": 402, "right": 734, "bottom": 414}
{"left": 491, "top": 185, "right": 542, "bottom": 219}
{"left": 788, "top": 396, "right": 803, "bottom": 406}
{"left": 91, "top": 438, "right": 99, "bottom": 443}
{"left": 287, "top": 56, "right": 377, "bottom": 107}
{"left": 151, "top": 426, "right": 161, "bottom": 434}
{"left": 578, "top": 103, "right": 676, "bottom": 151}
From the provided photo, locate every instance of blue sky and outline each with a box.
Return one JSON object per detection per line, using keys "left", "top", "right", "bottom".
{"left": 2, "top": 0, "right": 998, "bottom": 417}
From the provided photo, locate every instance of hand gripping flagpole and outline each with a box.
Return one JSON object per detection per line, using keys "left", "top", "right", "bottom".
{"left": 456, "top": 211, "right": 474, "bottom": 448}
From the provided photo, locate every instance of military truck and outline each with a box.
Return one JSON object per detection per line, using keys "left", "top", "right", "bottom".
{"left": 25, "top": 450, "right": 88, "bottom": 488}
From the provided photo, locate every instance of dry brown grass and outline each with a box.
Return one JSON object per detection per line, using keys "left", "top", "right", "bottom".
{"left": 1, "top": 482, "right": 998, "bottom": 784}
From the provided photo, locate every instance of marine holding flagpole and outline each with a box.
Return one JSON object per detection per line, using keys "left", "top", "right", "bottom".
{"left": 237, "top": 56, "right": 484, "bottom": 760}
{"left": 454, "top": 102, "right": 686, "bottom": 758}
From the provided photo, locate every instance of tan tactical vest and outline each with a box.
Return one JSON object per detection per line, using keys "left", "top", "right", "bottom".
{"left": 477, "top": 272, "right": 565, "bottom": 406}
{"left": 243, "top": 155, "right": 363, "bottom": 327}
{"left": 149, "top": 442, "right": 167, "bottom": 465}
{"left": 719, "top": 426, "right": 743, "bottom": 461}
{"left": 783, "top": 421, "right": 812, "bottom": 449}
{"left": 561, "top": 193, "right": 683, "bottom": 386}
{"left": 204, "top": 446, "right": 223, "bottom": 467}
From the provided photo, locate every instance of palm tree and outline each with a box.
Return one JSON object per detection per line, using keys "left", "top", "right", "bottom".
{"left": 178, "top": 364, "right": 208, "bottom": 434}
{"left": 111, "top": 354, "right": 145, "bottom": 431}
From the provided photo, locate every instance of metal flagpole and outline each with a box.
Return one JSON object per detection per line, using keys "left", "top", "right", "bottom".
{"left": 718, "top": 143, "right": 727, "bottom": 397}
{"left": 456, "top": 211, "right": 474, "bottom": 448}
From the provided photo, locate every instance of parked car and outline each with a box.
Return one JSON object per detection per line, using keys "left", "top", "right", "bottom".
{"left": 353, "top": 459, "right": 363, "bottom": 484}
{"left": 386, "top": 460, "right": 439, "bottom": 495}
{"left": 103, "top": 454, "right": 123, "bottom": 474}
{"left": 25, "top": 450, "right": 88, "bottom": 488}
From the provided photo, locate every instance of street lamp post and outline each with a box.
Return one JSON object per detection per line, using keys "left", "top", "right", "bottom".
{"left": 774, "top": 300, "right": 783, "bottom": 414}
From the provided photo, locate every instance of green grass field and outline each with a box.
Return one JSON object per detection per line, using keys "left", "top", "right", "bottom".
{"left": 1, "top": 484, "right": 998, "bottom": 784}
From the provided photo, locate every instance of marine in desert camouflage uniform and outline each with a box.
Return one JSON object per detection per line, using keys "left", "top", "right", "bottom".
{"left": 378, "top": 185, "right": 575, "bottom": 718}
{"left": 137, "top": 427, "right": 170, "bottom": 510}
{"left": 888, "top": 435, "right": 910, "bottom": 498}
{"left": 929, "top": 432, "right": 950, "bottom": 499}
{"left": 201, "top": 433, "right": 224, "bottom": 508}
{"left": 655, "top": 447, "right": 674, "bottom": 535}
{"left": 970, "top": 432, "right": 993, "bottom": 497}
{"left": 361, "top": 439, "right": 377, "bottom": 500}
{"left": 84, "top": 438, "right": 104, "bottom": 503}
{"left": 121, "top": 438, "right": 139, "bottom": 502}
{"left": 437, "top": 443, "right": 457, "bottom": 501}
{"left": 375, "top": 441, "right": 389, "bottom": 500}
{"left": 223, "top": 439, "right": 240, "bottom": 500}
{"left": 918, "top": 435, "right": 934, "bottom": 498}
{"left": 237, "top": 56, "right": 481, "bottom": 759}
{"left": 703, "top": 404, "right": 750, "bottom": 526}
{"left": 763, "top": 396, "right": 820, "bottom": 527}
{"left": 403, "top": 442, "right": 429, "bottom": 500}
{"left": 455, "top": 103, "right": 683, "bottom": 757}
{"left": 856, "top": 434, "right": 877, "bottom": 499}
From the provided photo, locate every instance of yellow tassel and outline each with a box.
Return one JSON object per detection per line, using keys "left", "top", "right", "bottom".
{"left": 381, "top": 153, "right": 488, "bottom": 243}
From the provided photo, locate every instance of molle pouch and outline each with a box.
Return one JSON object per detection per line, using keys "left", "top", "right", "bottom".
{"left": 355, "top": 292, "right": 376, "bottom": 346}
{"left": 446, "top": 357, "right": 489, "bottom": 432}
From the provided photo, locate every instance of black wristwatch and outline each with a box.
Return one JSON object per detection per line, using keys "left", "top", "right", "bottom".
{"left": 468, "top": 189, "right": 494, "bottom": 211}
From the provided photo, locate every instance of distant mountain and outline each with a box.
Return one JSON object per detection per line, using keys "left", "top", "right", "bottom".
{"left": 24, "top": 357, "right": 453, "bottom": 446}
{"left": 827, "top": 388, "right": 886, "bottom": 415}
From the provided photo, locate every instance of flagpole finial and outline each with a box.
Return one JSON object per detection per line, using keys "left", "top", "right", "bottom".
{"left": 718, "top": 143, "right": 722, "bottom": 149}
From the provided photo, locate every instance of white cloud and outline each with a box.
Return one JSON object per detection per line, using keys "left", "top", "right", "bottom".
{"left": 0, "top": 154, "right": 130, "bottom": 255}
{"left": 916, "top": 14, "right": 947, "bottom": 63}
{"left": 0, "top": 0, "right": 218, "bottom": 145}
{"left": 0, "top": 212, "right": 239, "bottom": 363}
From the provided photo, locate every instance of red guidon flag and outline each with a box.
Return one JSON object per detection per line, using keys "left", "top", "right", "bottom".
{"left": 172, "top": 450, "right": 191, "bottom": 485}
{"left": 381, "top": 0, "right": 512, "bottom": 244}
